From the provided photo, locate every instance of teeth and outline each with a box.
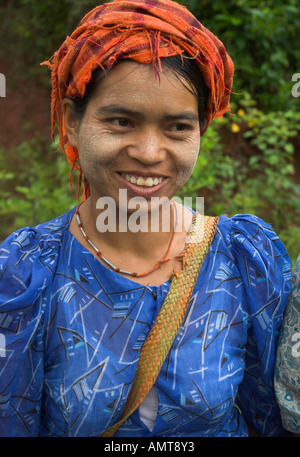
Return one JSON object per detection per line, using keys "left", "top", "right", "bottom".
{"left": 125, "top": 174, "right": 136, "bottom": 184}
{"left": 122, "top": 174, "right": 163, "bottom": 187}
{"left": 145, "top": 177, "right": 153, "bottom": 187}
{"left": 137, "top": 176, "right": 145, "bottom": 186}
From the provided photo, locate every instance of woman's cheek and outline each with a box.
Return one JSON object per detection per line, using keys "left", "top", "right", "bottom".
{"left": 77, "top": 123, "right": 122, "bottom": 171}
{"left": 174, "top": 138, "right": 200, "bottom": 188}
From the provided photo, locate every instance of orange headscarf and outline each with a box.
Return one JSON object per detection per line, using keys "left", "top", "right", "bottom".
{"left": 42, "top": 0, "right": 234, "bottom": 199}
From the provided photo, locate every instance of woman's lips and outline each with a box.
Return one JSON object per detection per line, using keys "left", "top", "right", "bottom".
{"left": 116, "top": 172, "right": 168, "bottom": 197}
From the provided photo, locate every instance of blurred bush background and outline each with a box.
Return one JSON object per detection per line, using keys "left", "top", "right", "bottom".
{"left": 0, "top": 0, "right": 299, "bottom": 264}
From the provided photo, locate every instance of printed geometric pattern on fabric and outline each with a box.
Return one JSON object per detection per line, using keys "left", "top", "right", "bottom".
{"left": 0, "top": 209, "right": 292, "bottom": 437}
{"left": 274, "top": 255, "right": 300, "bottom": 433}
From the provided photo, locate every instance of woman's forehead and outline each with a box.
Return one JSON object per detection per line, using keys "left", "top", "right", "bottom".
{"left": 88, "top": 61, "right": 198, "bottom": 112}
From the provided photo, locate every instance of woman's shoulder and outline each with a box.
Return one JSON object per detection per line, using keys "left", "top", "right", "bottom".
{"left": 215, "top": 213, "right": 291, "bottom": 281}
{"left": 215, "top": 213, "right": 292, "bottom": 289}
{"left": 1, "top": 206, "right": 76, "bottom": 250}
{"left": 217, "top": 213, "right": 289, "bottom": 255}
{"left": 0, "top": 207, "right": 76, "bottom": 305}
{"left": 217, "top": 212, "right": 278, "bottom": 235}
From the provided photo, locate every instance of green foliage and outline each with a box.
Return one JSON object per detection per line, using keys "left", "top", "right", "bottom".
{"left": 0, "top": 137, "right": 76, "bottom": 240}
{"left": 180, "top": 0, "right": 300, "bottom": 111}
{"left": 2, "top": 1, "right": 67, "bottom": 75}
{"left": 0, "top": 0, "right": 101, "bottom": 84}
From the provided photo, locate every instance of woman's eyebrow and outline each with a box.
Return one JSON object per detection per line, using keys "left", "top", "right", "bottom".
{"left": 97, "top": 105, "right": 142, "bottom": 118}
{"left": 97, "top": 104, "right": 199, "bottom": 121}
{"left": 163, "top": 112, "right": 199, "bottom": 122}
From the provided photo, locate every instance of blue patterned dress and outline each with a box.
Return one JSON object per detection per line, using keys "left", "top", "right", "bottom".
{"left": 0, "top": 207, "right": 292, "bottom": 437}
{"left": 274, "top": 255, "right": 300, "bottom": 433}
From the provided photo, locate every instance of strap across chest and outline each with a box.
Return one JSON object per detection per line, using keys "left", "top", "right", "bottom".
{"left": 100, "top": 212, "right": 219, "bottom": 437}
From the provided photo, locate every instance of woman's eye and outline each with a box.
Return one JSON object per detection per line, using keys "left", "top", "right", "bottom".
{"left": 167, "top": 123, "right": 191, "bottom": 133}
{"left": 111, "top": 118, "right": 133, "bottom": 128}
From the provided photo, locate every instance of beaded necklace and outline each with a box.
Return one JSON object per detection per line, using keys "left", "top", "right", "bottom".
{"left": 75, "top": 201, "right": 177, "bottom": 278}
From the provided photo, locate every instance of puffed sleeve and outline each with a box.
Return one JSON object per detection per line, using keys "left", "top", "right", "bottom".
{"left": 228, "top": 215, "right": 292, "bottom": 436}
{"left": 274, "top": 255, "right": 300, "bottom": 433}
{"left": 0, "top": 227, "right": 60, "bottom": 436}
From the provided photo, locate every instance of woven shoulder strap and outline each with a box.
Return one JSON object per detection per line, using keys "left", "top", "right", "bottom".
{"left": 100, "top": 213, "right": 219, "bottom": 437}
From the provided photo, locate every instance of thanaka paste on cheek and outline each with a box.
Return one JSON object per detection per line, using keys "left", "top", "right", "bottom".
{"left": 78, "top": 123, "right": 122, "bottom": 164}
{"left": 78, "top": 121, "right": 199, "bottom": 192}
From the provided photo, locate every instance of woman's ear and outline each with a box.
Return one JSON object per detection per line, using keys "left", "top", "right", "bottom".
{"left": 63, "top": 98, "right": 80, "bottom": 148}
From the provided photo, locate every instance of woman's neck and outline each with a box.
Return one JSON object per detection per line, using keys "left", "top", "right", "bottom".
{"left": 69, "top": 196, "right": 193, "bottom": 285}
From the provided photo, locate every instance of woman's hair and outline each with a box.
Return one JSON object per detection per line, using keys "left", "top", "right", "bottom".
{"left": 72, "top": 55, "right": 209, "bottom": 130}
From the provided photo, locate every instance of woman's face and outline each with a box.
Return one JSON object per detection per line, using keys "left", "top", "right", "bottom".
{"left": 65, "top": 60, "right": 201, "bottom": 211}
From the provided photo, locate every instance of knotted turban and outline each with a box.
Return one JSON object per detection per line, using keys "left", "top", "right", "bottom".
{"left": 42, "top": 0, "right": 234, "bottom": 198}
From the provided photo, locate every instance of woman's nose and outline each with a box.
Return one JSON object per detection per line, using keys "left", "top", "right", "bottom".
{"left": 127, "top": 128, "right": 167, "bottom": 164}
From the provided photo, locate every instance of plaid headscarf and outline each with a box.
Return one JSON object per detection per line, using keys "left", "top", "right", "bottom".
{"left": 42, "top": 0, "right": 234, "bottom": 199}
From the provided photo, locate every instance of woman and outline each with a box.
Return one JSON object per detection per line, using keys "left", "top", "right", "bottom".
{"left": 275, "top": 255, "right": 300, "bottom": 434}
{"left": 0, "top": 0, "right": 292, "bottom": 437}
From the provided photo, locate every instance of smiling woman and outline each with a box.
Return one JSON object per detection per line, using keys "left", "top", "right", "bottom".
{"left": 63, "top": 61, "right": 201, "bottom": 209}
{"left": 0, "top": 0, "right": 293, "bottom": 438}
